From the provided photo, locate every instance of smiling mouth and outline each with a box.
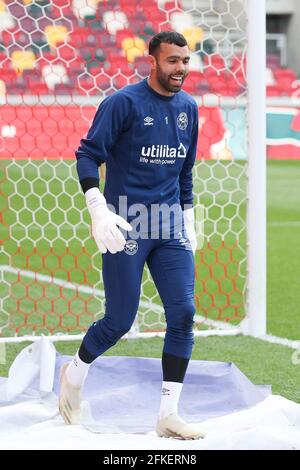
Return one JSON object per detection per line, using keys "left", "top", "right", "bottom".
{"left": 170, "top": 75, "right": 184, "bottom": 85}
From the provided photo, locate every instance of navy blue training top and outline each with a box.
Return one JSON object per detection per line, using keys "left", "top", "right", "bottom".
{"left": 76, "top": 78, "right": 198, "bottom": 216}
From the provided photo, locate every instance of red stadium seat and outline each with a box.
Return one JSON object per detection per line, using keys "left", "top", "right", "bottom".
{"left": 230, "top": 54, "right": 246, "bottom": 74}
{"left": 57, "top": 44, "right": 77, "bottom": 61}
{"left": 276, "top": 78, "right": 294, "bottom": 94}
{"left": 182, "top": 79, "right": 197, "bottom": 94}
{"left": 204, "top": 54, "right": 227, "bottom": 72}
{"left": 105, "top": 64, "right": 133, "bottom": 76}
{"left": 208, "top": 74, "right": 242, "bottom": 96}
{"left": 182, "top": 72, "right": 205, "bottom": 95}
{"left": 144, "top": 9, "right": 166, "bottom": 29}
{"left": 133, "top": 56, "right": 150, "bottom": 76}
{"left": 266, "top": 85, "right": 281, "bottom": 96}
{"left": 23, "top": 69, "right": 42, "bottom": 84}
{"left": 113, "top": 74, "right": 129, "bottom": 89}
{"left": 274, "top": 68, "right": 297, "bottom": 82}
{"left": 54, "top": 83, "right": 75, "bottom": 95}
{"left": 1, "top": 69, "right": 18, "bottom": 86}
{"left": 233, "top": 70, "right": 246, "bottom": 86}
{"left": 95, "top": 74, "right": 111, "bottom": 91}
{"left": 115, "top": 29, "right": 135, "bottom": 48}
{"left": 29, "top": 83, "right": 49, "bottom": 95}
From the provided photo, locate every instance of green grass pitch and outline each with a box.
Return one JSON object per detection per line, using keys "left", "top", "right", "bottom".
{"left": 0, "top": 159, "right": 300, "bottom": 402}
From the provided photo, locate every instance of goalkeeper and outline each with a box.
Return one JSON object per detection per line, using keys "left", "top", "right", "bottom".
{"left": 59, "top": 31, "right": 205, "bottom": 440}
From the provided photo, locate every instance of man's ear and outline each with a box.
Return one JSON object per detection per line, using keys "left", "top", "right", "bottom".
{"left": 148, "top": 54, "right": 157, "bottom": 71}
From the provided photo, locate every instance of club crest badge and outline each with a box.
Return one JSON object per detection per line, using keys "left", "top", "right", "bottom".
{"left": 124, "top": 240, "right": 138, "bottom": 255}
{"left": 177, "top": 112, "right": 188, "bottom": 130}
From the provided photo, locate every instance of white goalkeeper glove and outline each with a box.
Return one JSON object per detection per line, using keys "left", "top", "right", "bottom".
{"left": 85, "top": 188, "right": 132, "bottom": 254}
{"left": 183, "top": 207, "right": 197, "bottom": 255}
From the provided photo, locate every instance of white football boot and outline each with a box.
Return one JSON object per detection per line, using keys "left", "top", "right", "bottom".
{"left": 156, "top": 413, "right": 206, "bottom": 440}
{"left": 58, "top": 362, "right": 82, "bottom": 425}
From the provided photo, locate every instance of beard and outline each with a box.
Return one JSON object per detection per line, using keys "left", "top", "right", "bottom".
{"left": 156, "top": 63, "right": 187, "bottom": 93}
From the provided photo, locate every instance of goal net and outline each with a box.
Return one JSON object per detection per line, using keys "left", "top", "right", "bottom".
{"left": 0, "top": 0, "right": 265, "bottom": 341}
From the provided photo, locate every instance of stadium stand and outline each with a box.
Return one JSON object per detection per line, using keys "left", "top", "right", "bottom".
{"left": 0, "top": 0, "right": 298, "bottom": 97}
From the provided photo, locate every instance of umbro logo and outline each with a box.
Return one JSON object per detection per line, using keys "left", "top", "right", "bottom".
{"left": 144, "top": 116, "right": 154, "bottom": 126}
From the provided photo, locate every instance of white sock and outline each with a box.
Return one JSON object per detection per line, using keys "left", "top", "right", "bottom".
{"left": 66, "top": 351, "right": 91, "bottom": 388}
{"left": 159, "top": 381, "right": 183, "bottom": 419}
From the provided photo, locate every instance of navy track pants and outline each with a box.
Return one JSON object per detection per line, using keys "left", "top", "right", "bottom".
{"left": 83, "top": 234, "right": 195, "bottom": 359}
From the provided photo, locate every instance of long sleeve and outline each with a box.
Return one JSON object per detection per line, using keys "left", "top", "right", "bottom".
{"left": 179, "top": 104, "right": 198, "bottom": 209}
{"left": 75, "top": 92, "right": 134, "bottom": 191}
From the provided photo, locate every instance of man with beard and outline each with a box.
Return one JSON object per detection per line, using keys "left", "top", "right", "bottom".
{"left": 59, "top": 31, "right": 205, "bottom": 440}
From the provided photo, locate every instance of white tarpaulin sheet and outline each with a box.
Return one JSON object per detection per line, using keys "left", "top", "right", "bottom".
{"left": 0, "top": 337, "right": 299, "bottom": 450}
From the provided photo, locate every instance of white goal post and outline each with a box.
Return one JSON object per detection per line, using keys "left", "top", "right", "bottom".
{"left": 0, "top": 0, "right": 266, "bottom": 342}
{"left": 246, "top": 0, "right": 266, "bottom": 337}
